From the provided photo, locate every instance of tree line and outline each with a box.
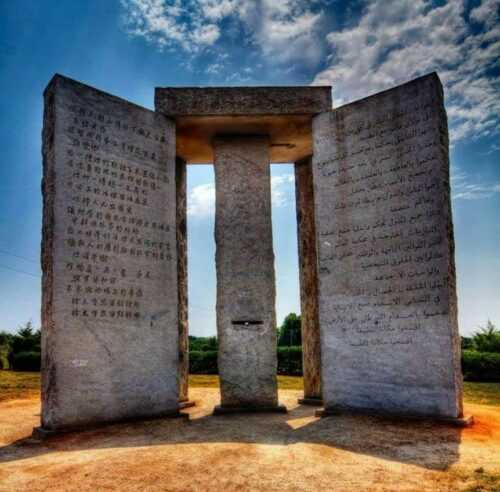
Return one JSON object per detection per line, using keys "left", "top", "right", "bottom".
{"left": 1, "top": 315, "right": 499, "bottom": 381}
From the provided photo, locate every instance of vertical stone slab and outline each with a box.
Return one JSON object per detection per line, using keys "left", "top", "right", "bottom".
{"left": 41, "top": 75, "right": 179, "bottom": 430}
{"left": 294, "top": 157, "right": 322, "bottom": 403}
{"left": 312, "top": 73, "right": 463, "bottom": 419}
{"left": 213, "top": 136, "right": 281, "bottom": 411}
{"left": 176, "top": 157, "right": 189, "bottom": 404}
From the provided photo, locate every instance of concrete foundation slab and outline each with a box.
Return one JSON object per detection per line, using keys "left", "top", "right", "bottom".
{"left": 213, "top": 404, "right": 287, "bottom": 415}
{"left": 178, "top": 400, "right": 196, "bottom": 409}
{"left": 315, "top": 408, "right": 474, "bottom": 427}
{"left": 32, "top": 411, "right": 188, "bottom": 439}
{"left": 298, "top": 397, "right": 324, "bottom": 406}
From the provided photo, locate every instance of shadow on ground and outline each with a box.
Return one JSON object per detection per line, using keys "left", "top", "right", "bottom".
{"left": 0, "top": 389, "right": 462, "bottom": 472}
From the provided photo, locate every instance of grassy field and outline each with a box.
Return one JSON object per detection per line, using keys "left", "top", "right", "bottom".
{"left": 1, "top": 371, "right": 499, "bottom": 406}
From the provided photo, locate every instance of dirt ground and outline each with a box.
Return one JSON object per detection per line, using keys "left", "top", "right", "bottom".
{"left": 0, "top": 388, "right": 499, "bottom": 492}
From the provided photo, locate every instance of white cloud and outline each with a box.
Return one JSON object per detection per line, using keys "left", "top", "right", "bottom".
{"left": 121, "top": 0, "right": 325, "bottom": 63}
{"left": 187, "top": 173, "right": 295, "bottom": 218}
{"left": 246, "top": 2, "right": 324, "bottom": 65}
{"left": 470, "top": 0, "right": 499, "bottom": 28}
{"left": 312, "top": 0, "right": 500, "bottom": 143}
{"left": 187, "top": 183, "right": 215, "bottom": 218}
{"left": 451, "top": 166, "right": 500, "bottom": 200}
{"left": 121, "top": 0, "right": 499, "bottom": 145}
{"left": 205, "top": 62, "right": 223, "bottom": 74}
{"left": 271, "top": 173, "right": 295, "bottom": 207}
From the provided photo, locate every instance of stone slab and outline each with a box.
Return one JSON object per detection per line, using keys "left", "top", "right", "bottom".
{"left": 41, "top": 74, "right": 179, "bottom": 431}
{"left": 213, "top": 404, "right": 287, "bottom": 415}
{"left": 176, "top": 157, "right": 189, "bottom": 403}
{"left": 312, "top": 73, "right": 463, "bottom": 419}
{"left": 214, "top": 135, "right": 280, "bottom": 409}
{"left": 155, "top": 86, "right": 332, "bottom": 164}
{"left": 295, "top": 157, "right": 322, "bottom": 400}
{"left": 155, "top": 86, "right": 332, "bottom": 117}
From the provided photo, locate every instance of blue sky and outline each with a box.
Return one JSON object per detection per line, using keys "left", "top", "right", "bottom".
{"left": 0, "top": 0, "right": 498, "bottom": 336}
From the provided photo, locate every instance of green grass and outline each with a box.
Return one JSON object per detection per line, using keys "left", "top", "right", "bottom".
{"left": 188, "top": 375, "right": 303, "bottom": 390}
{"left": 463, "top": 382, "right": 500, "bottom": 406}
{"left": 0, "top": 370, "right": 40, "bottom": 401}
{"left": 2, "top": 371, "right": 499, "bottom": 406}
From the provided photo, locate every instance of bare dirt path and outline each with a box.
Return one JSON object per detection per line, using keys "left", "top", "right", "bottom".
{"left": 0, "top": 388, "right": 499, "bottom": 491}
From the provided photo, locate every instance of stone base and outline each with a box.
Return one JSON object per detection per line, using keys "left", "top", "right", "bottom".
{"left": 179, "top": 400, "right": 196, "bottom": 409}
{"left": 32, "top": 410, "right": 188, "bottom": 439}
{"left": 315, "top": 407, "right": 474, "bottom": 427}
{"left": 298, "top": 397, "right": 323, "bottom": 406}
{"left": 213, "top": 404, "right": 287, "bottom": 416}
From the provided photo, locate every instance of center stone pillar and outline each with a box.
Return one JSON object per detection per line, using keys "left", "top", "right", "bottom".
{"left": 213, "top": 135, "right": 285, "bottom": 414}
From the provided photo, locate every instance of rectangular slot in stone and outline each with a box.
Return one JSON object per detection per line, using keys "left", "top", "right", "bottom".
{"left": 231, "top": 320, "right": 264, "bottom": 326}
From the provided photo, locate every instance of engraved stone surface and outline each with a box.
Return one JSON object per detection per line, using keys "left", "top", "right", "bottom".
{"left": 41, "top": 75, "right": 179, "bottom": 430}
{"left": 312, "top": 73, "right": 463, "bottom": 418}
{"left": 295, "top": 157, "right": 322, "bottom": 401}
{"left": 155, "top": 86, "right": 332, "bottom": 117}
{"left": 214, "top": 136, "right": 279, "bottom": 408}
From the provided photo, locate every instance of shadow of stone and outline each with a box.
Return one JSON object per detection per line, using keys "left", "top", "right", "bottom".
{"left": 0, "top": 401, "right": 462, "bottom": 471}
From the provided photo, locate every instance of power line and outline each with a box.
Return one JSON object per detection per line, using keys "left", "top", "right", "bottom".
{"left": 0, "top": 249, "right": 39, "bottom": 264}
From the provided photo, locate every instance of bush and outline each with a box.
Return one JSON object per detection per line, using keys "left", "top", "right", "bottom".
{"left": 277, "top": 346, "right": 303, "bottom": 376}
{"left": 189, "top": 350, "right": 218, "bottom": 374}
{"left": 471, "top": 321, "right": 500, "bottom": 353}
{"left": 461, "top": 336, "right": 474, "bottom": 350}
{"left": 462, "top": 350, "right": 500, "bottom": 382}
{"left": 0, "top": 342, "right": 10, "bottom": 369}
{"left": 11, "top": 351, "right": 41, "bottom": 371}
{"left": 189, "top": 336, "right": 218, "bottom": 352}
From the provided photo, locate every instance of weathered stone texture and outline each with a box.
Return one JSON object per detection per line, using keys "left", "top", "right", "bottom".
{"left": 155, "top": 87, "right": 332, "bottom": 117}
{"left": 41, "top": 75, "right": 179, "bottom": 430}
{"left": 312, "top": 73, "right": 463, "bottom": 418}
{"left": 176, "top": 157, "right": 189, "bottom": 403}
{"left": 294, "top": 157, "right": 322, "bottom": 401}
{"left": 214, "top": 136, "right": 279, "bottom": 408}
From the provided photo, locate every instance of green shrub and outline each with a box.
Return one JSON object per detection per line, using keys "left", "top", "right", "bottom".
{"left": 461, "top": 336, "right": 474, "bottom": 350}
{"left": 189, "top": 350, "right": 218, "bottom": 374}
{"left": 462, "top": 350, "right": 500, "bottom": 382}
{"left": 277, "top": 346, "right": 303, "bottom": 376}
{"left": 11, "top": 351, "right": 41, "bottom": 371}
{"left": 189, "top": 336, "right": 218, "bottom": 352}
{"left": 471, "top": 321, "right": 500, "bottom": 353}
{"left": 0, "top": 344, "right": 9, "bottom": 369}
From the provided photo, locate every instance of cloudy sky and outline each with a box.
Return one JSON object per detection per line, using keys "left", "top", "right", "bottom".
{"left": 0, "top": 0, "right": 499, "bottom": 336}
